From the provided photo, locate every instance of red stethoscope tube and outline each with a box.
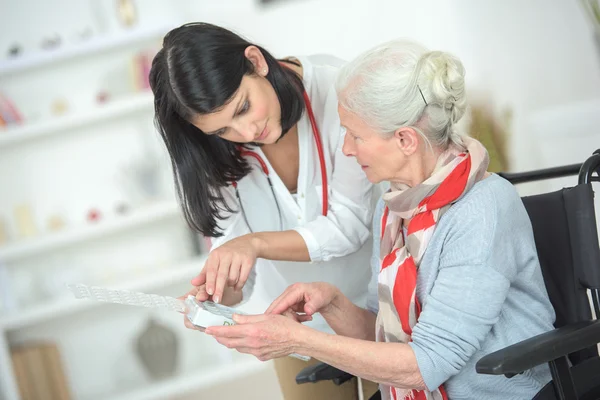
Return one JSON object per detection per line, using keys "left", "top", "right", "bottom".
{"left": 234, "top": 91, "right": 328, "bottom": 232}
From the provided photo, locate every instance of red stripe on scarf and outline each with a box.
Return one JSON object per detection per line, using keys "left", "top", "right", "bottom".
{"left": 381, "top": 248, "right": 398, "bottom": 272}
{"left": 405, "top": 389, "right": 428, "bottom": 400}
{"left": 393, "top": 255, "right": 418, "bottom": 336}
{"left": 407, "top": 210, "right": 435, "bottom": 236}
{"left": 424, "top": 154, "right": 472, "bottom": 210}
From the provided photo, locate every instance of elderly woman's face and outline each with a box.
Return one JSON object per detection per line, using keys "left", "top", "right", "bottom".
{"left": 339, "top": 105, "right": 401, "bottom": 184}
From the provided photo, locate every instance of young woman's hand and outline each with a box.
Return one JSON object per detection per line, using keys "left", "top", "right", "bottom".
{"left": 265, "top": 282, "right": 341, "bottom": 317}
{"left": 191, "top": 234, "right": 262, "bottom": 303}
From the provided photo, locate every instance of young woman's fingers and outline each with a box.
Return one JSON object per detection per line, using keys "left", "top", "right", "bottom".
{"left": 191, "top": 268, "right": 207, "bottom": 286}
{"left": 228, "top": 264, "right": 240, "bottom": 287}
{"left": 204, "top": 252, "right": 222, "bottom": 296}
{"left": 213, "top": 255, "right": 236, "bottom": 303}
{"left": 234, "top": 257, "right": 254, "bottom": 292}
{"left": 194, "top": 285, "right": 210, "bottom": 302}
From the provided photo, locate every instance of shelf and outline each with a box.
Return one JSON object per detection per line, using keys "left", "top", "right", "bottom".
{"left": 104, "top": 357, "right": 270, "bottom": 400}
{"left": 0, "top": 255, "right": 206, "bottom": 331}
{"left": 0, "top": 23, "right": 174, "bottom": 77}
{"left": 0, "top": 92, "right": 154, "bottom": 149}
{"left": 0, "top": 200, "right": 180, "bottom": 263}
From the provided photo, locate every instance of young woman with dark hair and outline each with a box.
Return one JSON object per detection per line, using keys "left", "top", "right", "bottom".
{"left": 150, "top": 23, "right": 378, "bottom": 397}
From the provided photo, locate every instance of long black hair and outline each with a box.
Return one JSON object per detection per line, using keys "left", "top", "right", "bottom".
{"left": 149, "top": 22, "right": 305, "bottom": 237}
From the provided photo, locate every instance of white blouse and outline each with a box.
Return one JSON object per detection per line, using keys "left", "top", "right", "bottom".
{"left": 210, "top": 55, "right": 378, "bottom": 332}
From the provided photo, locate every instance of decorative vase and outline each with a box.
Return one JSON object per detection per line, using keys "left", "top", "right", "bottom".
{"left": 135, "top": 318, "right": 179, "bottom": 380}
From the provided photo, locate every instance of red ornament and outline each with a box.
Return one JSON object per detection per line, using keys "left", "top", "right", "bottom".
{"left": 87, "top": 209, "right": 101, "bottom": 222}
{"left": 96, "top": 92, "right": 109, "bottom": 104}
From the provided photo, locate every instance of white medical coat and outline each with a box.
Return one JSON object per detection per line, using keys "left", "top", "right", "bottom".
{"left": 210, "top": 55, "right": 378, "bottom": 333}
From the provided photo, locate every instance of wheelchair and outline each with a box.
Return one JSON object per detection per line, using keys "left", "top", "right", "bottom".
{"left": 296, "top": 149, "right": 600, "bottom": 400}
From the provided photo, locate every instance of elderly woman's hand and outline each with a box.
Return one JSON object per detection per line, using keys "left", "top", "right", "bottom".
{"left": 265, "top": 282, "right": 341, "bottom": 317}
{"left": 204, "top": 313, "right": 311, "bottom": 361}
{"left": 178, "top": 286, "right": 209, "bottom": 332}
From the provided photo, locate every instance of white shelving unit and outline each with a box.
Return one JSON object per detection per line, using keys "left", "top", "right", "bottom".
{"left": 104, "top": 358, "right": 271, "bottom": 400}
{"left": 0, "top": 92, "right": 154, "bottom": 148}
{"left": 0, "top": 23, "right": 174, "bottom": 77}
{"left": 0, "top": 255, "right": 206, "bottom": 331}
{"left": 0, "top": 200, "right": 179, "bottom": 263}
{"left": 0, "top": 16, "right": 233, "bottom": 400}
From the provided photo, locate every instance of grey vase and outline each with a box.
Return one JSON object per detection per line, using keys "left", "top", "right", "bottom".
{"left": 135, "top": 318, "right": 179, "bottom": 380}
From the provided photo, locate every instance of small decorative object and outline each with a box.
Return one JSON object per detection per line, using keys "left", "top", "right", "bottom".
{"left": 47, "top": 215, "right": 66, "bottom": 232}
{"left": 7, "top": 44, "right": 21, "bottom": 57}
{"left": 77, "top": 27, "right": 94, "bottom": 41}
{"left": 135, "top": 318, "right": 179, "bottom": 380}
{"left": 0, "top": 92, "right": 24, "bottom": 125}
{"left": 116, "top": 0, "right": 137, "bottom": 28}
{"left": 13, "top": 204, "right": 38, "bottom": 239}
{"left": 96, "top": 91, "right": 109, "bottom": 104}
{"left": 87, "top": 209, "right": 101, "bottom": 222}
{"left": 129, "top": 49, "right": 153, "bottom": 92}
{"left": 115, "top": 203, "right": 130, "bottom": 215}
{"left": 51, "top": 99, "right": 68, "bottom": 116}
{"left": 119, "top": 152, "right": 165, "bottom": 203}
{"left": 41, "top": 34, "right": 62, "bottom": 50}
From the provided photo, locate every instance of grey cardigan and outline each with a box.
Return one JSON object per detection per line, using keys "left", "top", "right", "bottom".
{"left": 367, "top": 174, "right": 555, "bottom": 399}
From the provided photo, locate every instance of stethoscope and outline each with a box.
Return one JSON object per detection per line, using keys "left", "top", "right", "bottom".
{"left": 233, "top": 90, "right": 328, "bottom": 232}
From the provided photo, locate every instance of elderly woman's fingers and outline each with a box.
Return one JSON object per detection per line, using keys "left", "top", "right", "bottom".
{"left": 183, "top": 315, "right": 205, "bottom": 332}
{"left": 213, "top": 336, "right": 249, "bottom": 349}
{"left": 205, "top": 323, "right": 250, "bottom": 338}
{"left": 265, "top": 284, "right": 307, "bottom": 315}
{"left": 282, "top": 308, "right": 312, "bottom": 323}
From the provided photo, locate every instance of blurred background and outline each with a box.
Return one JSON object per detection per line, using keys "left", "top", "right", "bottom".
{"left": 0, "top": 0, "right": 598, "bottom": 399}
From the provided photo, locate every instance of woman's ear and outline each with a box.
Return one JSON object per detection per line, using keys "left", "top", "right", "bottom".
{"left": 393, "top": 127, "right": 419, "bottom": 156}
{"left": 244, "top": 46, "right": 268, "bottom": 76}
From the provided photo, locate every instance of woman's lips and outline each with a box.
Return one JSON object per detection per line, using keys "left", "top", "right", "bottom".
{"left": 256, "top": 126, "right": 269, "bottom": 140}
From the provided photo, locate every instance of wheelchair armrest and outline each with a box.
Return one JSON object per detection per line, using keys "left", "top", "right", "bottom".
{"left": 476, "top": 319, "right": 600, "bottom": 377}
{"left": 295, "top": 361, "right": 354, "bottom": 386}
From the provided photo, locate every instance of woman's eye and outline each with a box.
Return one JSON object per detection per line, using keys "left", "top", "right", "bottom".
{"left": 239, "top": 100, "right": 250, "bottom": 115}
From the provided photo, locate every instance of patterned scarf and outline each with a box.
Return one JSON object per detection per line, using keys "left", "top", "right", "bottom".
{"left": 376, "top": 137, "right": 489, "bottom": 400}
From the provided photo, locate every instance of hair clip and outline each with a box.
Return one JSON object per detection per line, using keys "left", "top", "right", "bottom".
{"left": 417, "top": 85, "right": 428, "bottom": 106}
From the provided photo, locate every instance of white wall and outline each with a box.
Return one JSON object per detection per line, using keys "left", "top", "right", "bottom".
{"left": 184, "top": 0, "right": 600, "bottom": 179}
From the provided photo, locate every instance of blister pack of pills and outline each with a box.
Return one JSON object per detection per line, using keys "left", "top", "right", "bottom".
{"left": 67, "top": 283, "right": 186, "bottom": 312}
{"left": 67, "top": 283, "right": 310, "bottom": 361}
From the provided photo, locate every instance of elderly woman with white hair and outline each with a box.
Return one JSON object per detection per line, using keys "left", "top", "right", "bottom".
{"left": 202, "top": 40, "right": 556, "bottom": 400}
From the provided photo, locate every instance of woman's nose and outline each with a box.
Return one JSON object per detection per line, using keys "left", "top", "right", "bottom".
{"left": 234, "top": 119, "right": 259, "bottom": 142}
{"left": 342, "top": 132, "right": 355, "bottom": 157}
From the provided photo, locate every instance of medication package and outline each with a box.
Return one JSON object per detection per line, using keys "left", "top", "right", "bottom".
{"left": 67, "top": 283, "right": 310, "bottom": 361}
{"left": 67, "top": 283, "right": 244, "bottom": 328}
